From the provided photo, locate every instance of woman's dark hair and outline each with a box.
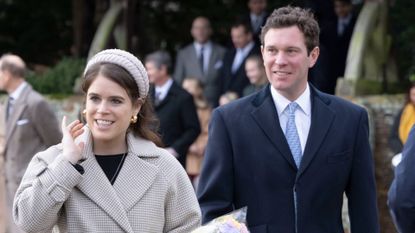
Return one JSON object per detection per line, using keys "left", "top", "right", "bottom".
{"left": 82, "top": 62, "right": 163, "bottom": 147}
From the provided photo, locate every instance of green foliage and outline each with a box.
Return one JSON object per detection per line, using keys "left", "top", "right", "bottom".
{"left": 0, "top": 0, "right": 72, "bottom": 65}
{"left": 390, "top": 0, "right": 415, "bottom": 80}
{"left": 26, "top": 58, "right": 85, "bottom": 95}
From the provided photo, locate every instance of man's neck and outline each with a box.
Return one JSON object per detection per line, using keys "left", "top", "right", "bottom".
{"left": 154, "top": 76, "right": 171, "bottom": 87}
{"left": 7, "top": 78, "right": 24, "bottom": 94}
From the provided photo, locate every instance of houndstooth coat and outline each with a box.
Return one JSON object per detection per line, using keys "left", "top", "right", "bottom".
{"left": 13, "top": 133, "right": 201, "bottom": 232}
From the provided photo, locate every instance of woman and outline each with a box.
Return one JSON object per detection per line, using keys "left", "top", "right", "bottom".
{"left": 13, "top": 49, "right": 201, "bottom": 232}
{"left": 242, "top": 55, "right": 268, "bottom": 97}
{"left": 182, "top": 78, "right": 211, "bottom": 188}
{"left": 389, "top": 82, "right": 415, "bottom": 154}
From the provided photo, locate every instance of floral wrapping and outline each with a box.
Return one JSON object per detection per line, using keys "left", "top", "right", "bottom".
{"left": 192, "top": 207, "right": 249, "bottom": 233}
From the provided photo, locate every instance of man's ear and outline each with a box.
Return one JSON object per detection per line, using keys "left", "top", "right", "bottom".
{"left": 309, "top": 46, "right": 320, "bottom": 68}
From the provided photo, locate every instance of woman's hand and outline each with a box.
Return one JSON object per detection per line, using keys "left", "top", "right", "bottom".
{"left": 61, "top": 116, "right": 85, "bottom": 164}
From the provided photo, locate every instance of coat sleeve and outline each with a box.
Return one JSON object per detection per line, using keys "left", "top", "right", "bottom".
{"left": 171, "top": 93, "right": 201, "bottom": 158}
{"left": 13, "top": 149, "right": 82, "bottom": 232}
{"left": 196, "top": 108, "right": 235, "bottom": 224}
{"left": 164, "top": 159, "right": 201, "bottom": 233}
{"left": 346, "top": 109, "right": 380, "bottom": 232}
{"left": 388, "top": 126, "right": 415, "bottom": 233}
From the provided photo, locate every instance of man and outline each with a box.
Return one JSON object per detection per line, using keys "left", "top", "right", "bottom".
{"left": 0, "top": 53, "right": 62, "bottom": 232}
{"left": 145, "top": 50, "right": 200, "bottom": 168}
{"left": 174, "top": 16, "right": 226, "bottom": 107}
{"left": 218, "top": 21, "right": 260, "bottom": 100}
{"left": 317, "top": 0, "right": 357, "bottom": 94}
{"left": 388, "top": 126, "right": 415, "bottom": 233}
{"left": 240, "top": 0, "right": 269, "bottom": 45}
{"left": 197, "top": 6, "right": 379, "bottom": 233}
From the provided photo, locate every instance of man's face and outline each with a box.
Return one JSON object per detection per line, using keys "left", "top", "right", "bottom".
{"left": 334, "top": 1, "right": 352, "bottom": 18}
{"left": 261, "top": 26, "right": 319, "bottom": 100}
{"left": 191, "top": 18, "right": 212, "bottom": 44}
{"left": 0, "top": 62, "right": 9, "bottom": 91}
{"left": 248, "top": 0, "right": 267, "bottom": 15}
{"left": 231, "top": 25, "right": 252, "bottom": 49}
{"left": 145, "top": 61, "right": 166, "bottom": 86}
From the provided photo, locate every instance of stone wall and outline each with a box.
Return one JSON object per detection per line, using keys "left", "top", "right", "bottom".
{"left": 353, "top": 94, "right": 404, "bottom": 233}
{"left": 0, "top": 94, "right": 406, "bottom": 232}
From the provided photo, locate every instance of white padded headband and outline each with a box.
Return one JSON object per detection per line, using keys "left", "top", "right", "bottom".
{"left": 84, "top": 49, "right": 149, "bottom": 98}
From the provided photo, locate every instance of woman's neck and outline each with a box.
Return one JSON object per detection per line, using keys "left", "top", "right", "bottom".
{"left": 93, "top": 137, "right": 127, "bottom": 155}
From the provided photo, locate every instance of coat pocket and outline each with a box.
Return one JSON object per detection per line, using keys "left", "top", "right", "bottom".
{"left": 327, "top": 150, "right": 352, "bottom": 163}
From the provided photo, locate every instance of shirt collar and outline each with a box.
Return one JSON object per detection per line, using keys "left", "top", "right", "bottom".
{"left": 194, "top": 41, "right": 212, "bottom": 51}
{"left": 155, "top": 78, "right": 173, "bottom": 97}
{"left": 10, "top": 81, "right": 27, "bottom": 101}
{"left": 270, "top": 83, "right": 311, "bottom": 117}
{"left": 339, "top": 13, "right": 352, "bottom": 25}
{"left": 237, "top": 41, "right": 255, "bottom": 55}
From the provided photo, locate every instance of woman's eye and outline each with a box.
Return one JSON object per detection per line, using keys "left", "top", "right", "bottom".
{"left": 111, "top": 98, "right": 122, "bottom": 104}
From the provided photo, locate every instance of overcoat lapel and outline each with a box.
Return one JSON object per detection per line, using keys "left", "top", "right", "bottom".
{"left": 298, "top": 88, "right": 335, "bottom": 177}
{"left": 251, "top": 87, "right": 297, "bottom": 170}
{"left": 76, "top": 133, "right": 159, "bottom": 233}
{"left": 5, "top": 85, "right": 31, "bottom": 145}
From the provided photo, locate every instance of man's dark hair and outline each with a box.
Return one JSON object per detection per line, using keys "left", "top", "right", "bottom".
{"left": 260, "top": 6, "right": 319, "bottom": 54}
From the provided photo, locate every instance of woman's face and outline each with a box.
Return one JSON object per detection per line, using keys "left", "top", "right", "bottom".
{"left": 410, "top": 86, "right": 415, "bottom": 105}
{"left": 85, "top": 75, "right": 141, "bottom": 144}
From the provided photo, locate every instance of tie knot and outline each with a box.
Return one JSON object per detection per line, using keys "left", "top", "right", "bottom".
{"left": 8, "top": 96, "right": 14, "bottom": 104}
{"left": 287, "top": 102, "right": 299, "bottom": 115}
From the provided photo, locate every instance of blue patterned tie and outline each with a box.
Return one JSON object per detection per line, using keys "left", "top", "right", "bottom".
{"left": 285, "top": 102, "right": 302, "bottom": 168}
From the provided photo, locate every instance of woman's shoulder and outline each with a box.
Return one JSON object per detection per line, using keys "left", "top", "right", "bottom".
{"left": 129, "top": 135, "right": 185, "bottom": 173}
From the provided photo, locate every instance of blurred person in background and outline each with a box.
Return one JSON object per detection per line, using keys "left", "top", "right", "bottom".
{"left": 242, "top": 55, "right": 268, "bottom": 96}
{"left": 218, "top": 21, "right": 260, "bottom": 100}
{"left": 146, "top": 50, "right": 200, "bottom": 169}
{"left": 389, "top": 82, "right": 415, "bottom": 155}
{"left": 174, "top": 16, "right": 225, "bottom": 107}
{"left": 388, "top": 125, "right": 415, "bottom": 233}
{"left": 182, "top": 78, "right": 212, "bottom": 189}
{"left": 0, "top": 53, "right": 62, "bottom": 233}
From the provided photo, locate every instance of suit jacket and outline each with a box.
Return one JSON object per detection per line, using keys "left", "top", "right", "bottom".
{"left": 0, "top": 84, "right": 61, "bottom": 198}
{"left": 314, "top": 14, "right": 357, "bottom": 94}
{"left": 13, "top": 133, "right": 201, "bottom": 233}
{"left": 153, "top": 81, "right": 201, "bottom": 168}
{"left": 174, "top": 43, "right": 226, "bottom": 106}
{"left": 239, "top": 12, "right": 270, "bottom": 45}
{"left": 218, "top": 44, "right": 261, "bottom": 99}
{"left": 388, "top": 126, "right": 415, "bottom": 233}
{"left": 197, "top": 84, "right": 379, "bottom": 233}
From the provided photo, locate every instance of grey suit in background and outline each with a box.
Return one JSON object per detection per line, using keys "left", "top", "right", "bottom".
{"left": 0, "top": 54, "right": 62, "bottom": 233}
{"left": 174, "top": 43, "right": 225, "bottom": 106}
{"left": 173, "top": 16, "right": 225, "bottom": 106}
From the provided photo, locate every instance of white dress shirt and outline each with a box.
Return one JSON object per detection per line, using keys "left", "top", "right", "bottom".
{"left": 231, "top": 41, "right": 255, "bottom": 74}
{"left": 155, "top": 78, "right": 173, "bottom": 102}
{"left": 8, "top": 81, "right": 27, "bottom": 115}
{"left": 194, "top": 41, "right": 212, "bottom": 74}
{"left": 270, "top": 84, "right": 312, "bottom": 154}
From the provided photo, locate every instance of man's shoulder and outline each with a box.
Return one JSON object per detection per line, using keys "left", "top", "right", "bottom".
{"left": 316, "top": 90, "right": 366, "bottom": 115}
{"left": 178, "top": 44, "right": 195, "bottom": 54}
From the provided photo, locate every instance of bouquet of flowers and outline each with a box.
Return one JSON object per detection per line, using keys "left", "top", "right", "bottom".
{"left": 192, "top": 207, "right": 249, "bottom": 233}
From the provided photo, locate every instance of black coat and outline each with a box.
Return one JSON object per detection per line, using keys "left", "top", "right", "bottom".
{"left": 153, "top": 81, "right": 201, "bottom": 168}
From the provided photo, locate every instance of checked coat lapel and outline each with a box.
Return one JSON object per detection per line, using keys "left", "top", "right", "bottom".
{"left": 77, "top": 133, "right": 159, "bottom": 233}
